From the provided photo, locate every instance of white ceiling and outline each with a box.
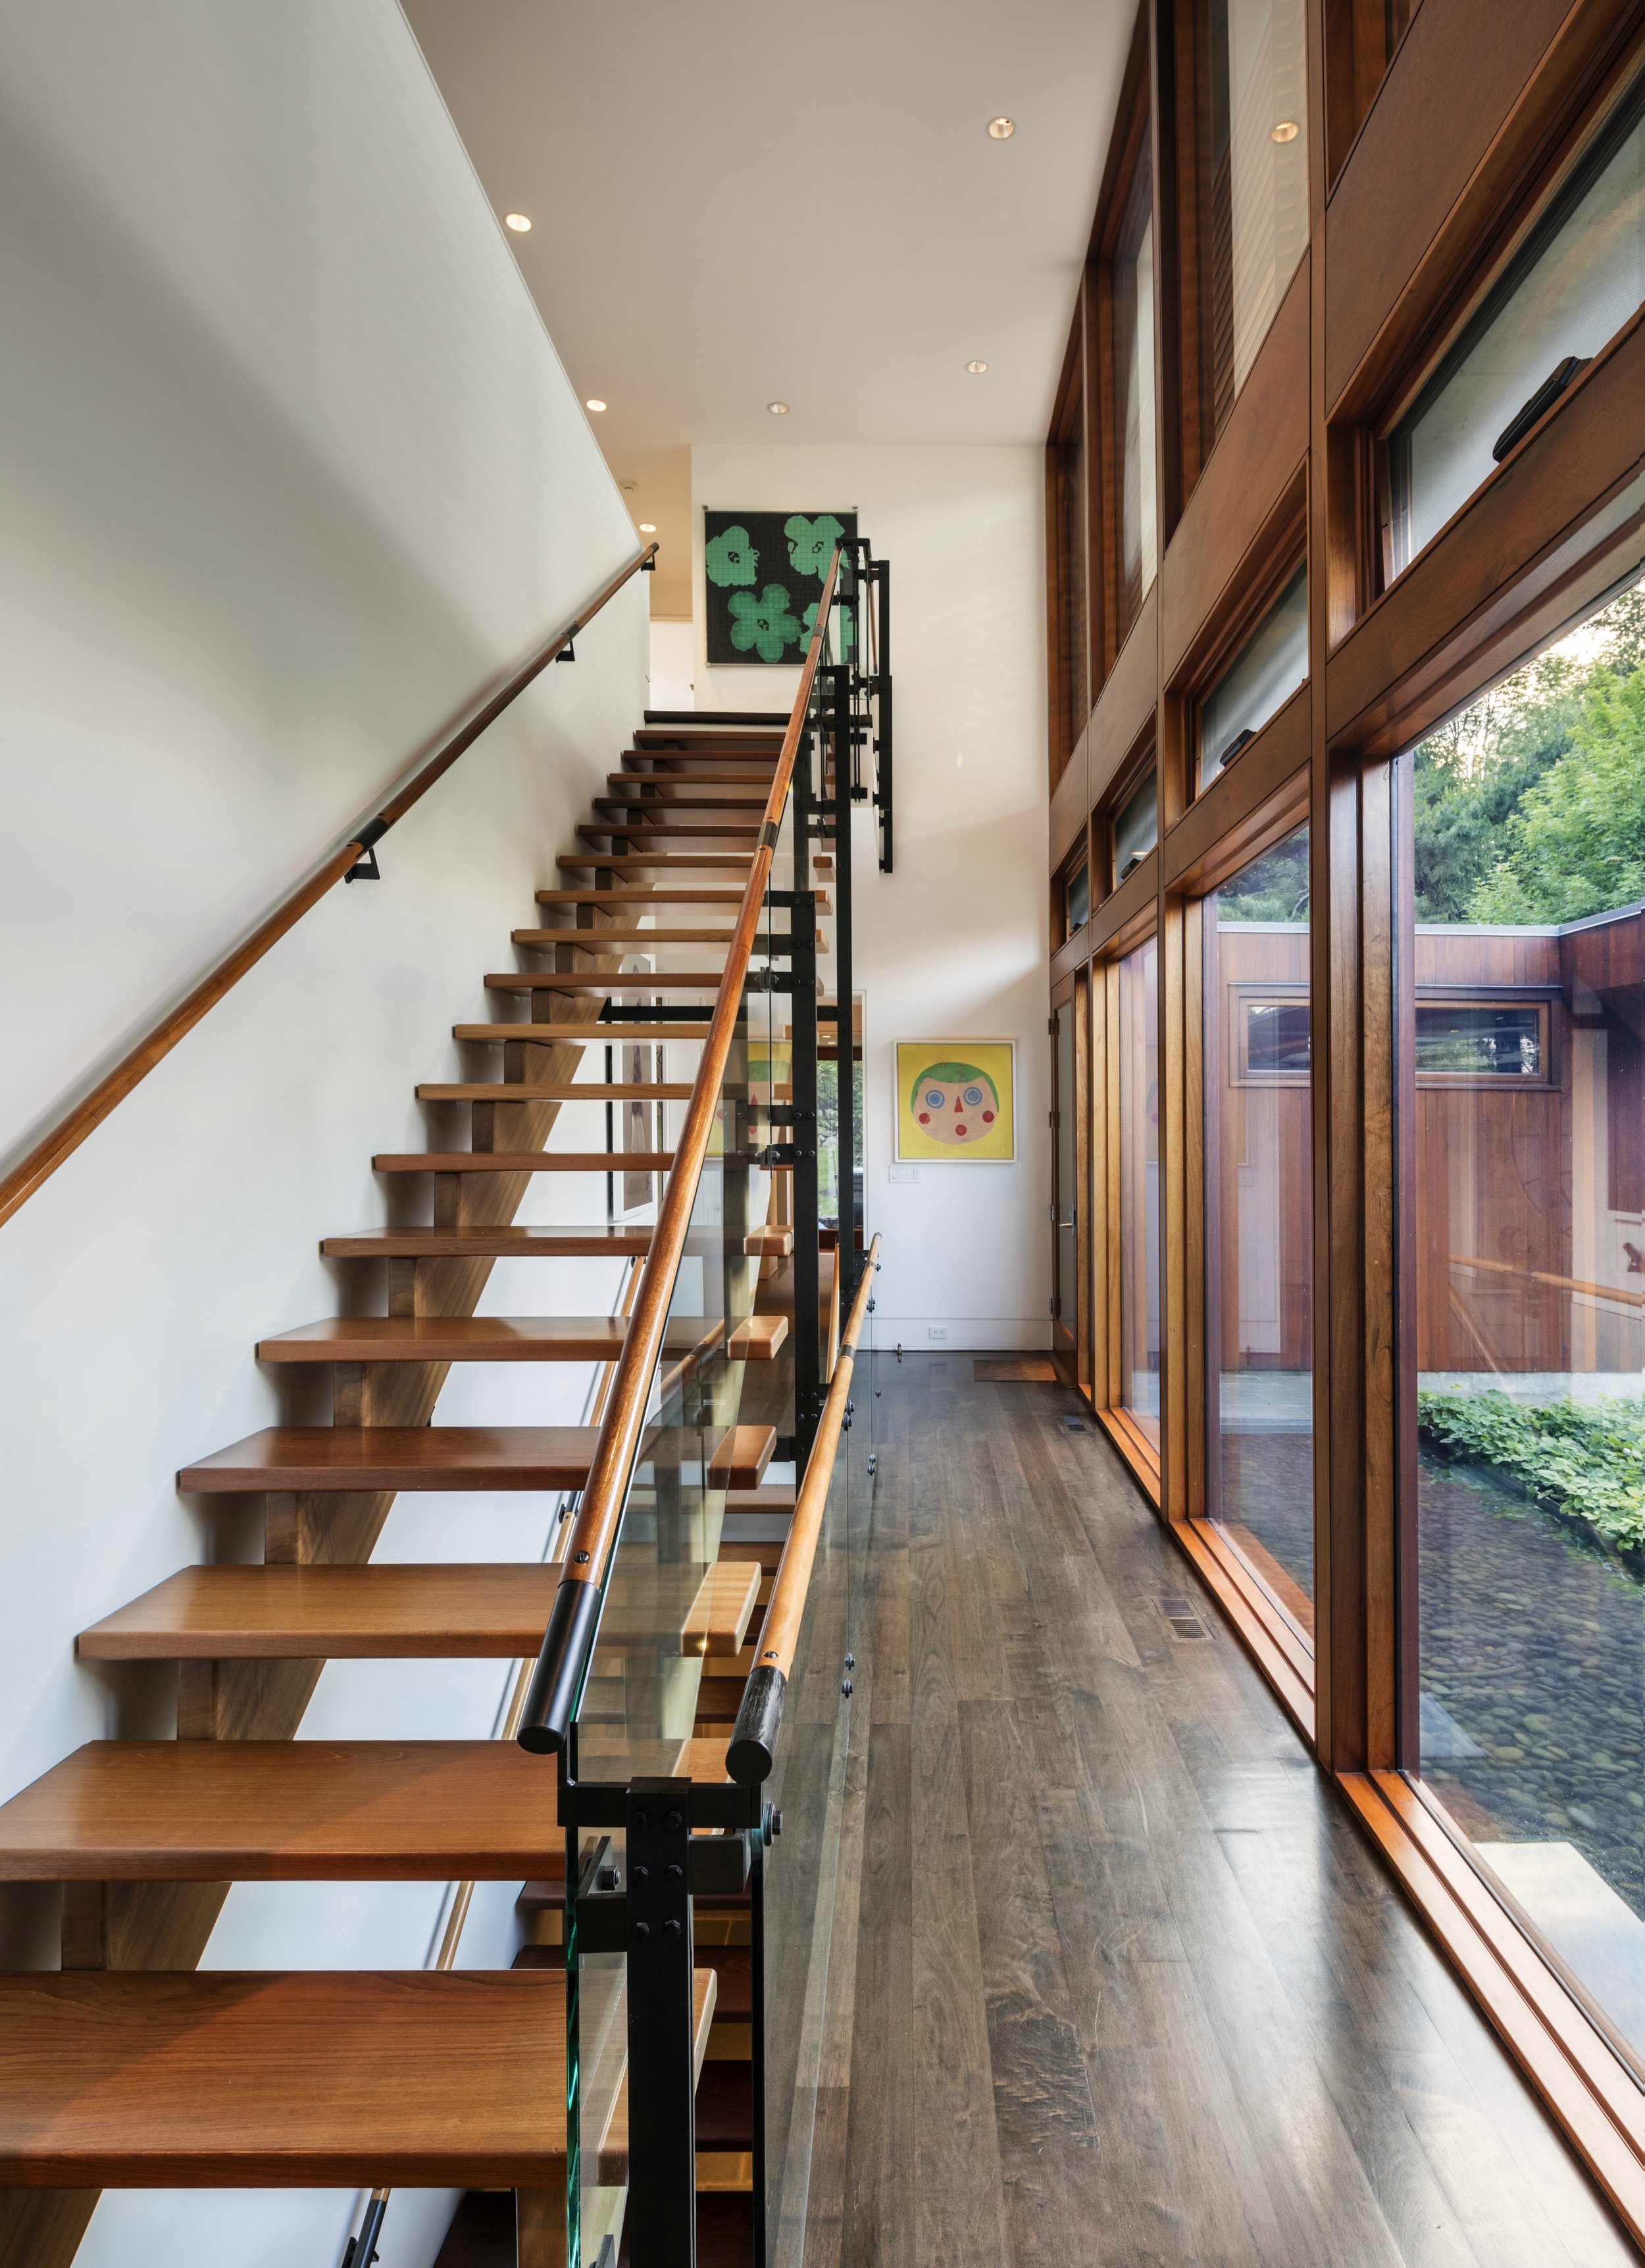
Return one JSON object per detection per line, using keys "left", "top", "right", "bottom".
{"left": 401, "top": 0, "right": 1132, "bottom": 457}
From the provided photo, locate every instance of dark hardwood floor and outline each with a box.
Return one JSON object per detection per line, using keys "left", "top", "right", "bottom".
{"left": 799, "top": 1353, "right": 1638, "bottom": 2268}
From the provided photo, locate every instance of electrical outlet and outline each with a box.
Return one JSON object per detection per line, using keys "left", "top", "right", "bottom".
{"left": 888, "top": 1162, "right": 919, "bottom": 1183}
{"left": 927, "top": 1326, "right": 948, "bottom": 1341}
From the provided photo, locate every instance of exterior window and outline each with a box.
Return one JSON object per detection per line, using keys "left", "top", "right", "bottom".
{"left": 1388, "top": 77, "right": 1645, "bottom": 575}
{"left": 1115, "top": 139, "right": 1159, "bottom": 636}
{"left": 1407, "top": 569, "right": 1645, "bottom": 2064}
{"left": 1114, "top": 767, "right": 1158, "bottom": 882}
{"left": 1202, "top": 0, "right": 1309, "bottom": 426}
{"left": 1198, "top": 565, "right": 1307, "bottom": 787}
{"left": 1065, "top": 860, "right": 1091, "bottom": 939}
{"left": 1118, "top": 935, "right": 1161, "bottom": 1448}
{"left": 1205, "top": 825, "right": 1314, "bottom": 1626}
{"left": 1415, "top": 1001, "right": 1550, "bottom": 1083}
{"left": 1049, "top": 332, "right": 1089, "bottom": 778}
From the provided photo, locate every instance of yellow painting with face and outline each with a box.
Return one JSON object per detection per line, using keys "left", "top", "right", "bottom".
{"left": 895, "top": 1042, "right": 1015, "bottom": 1162}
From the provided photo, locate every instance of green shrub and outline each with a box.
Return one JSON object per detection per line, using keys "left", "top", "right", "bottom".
{"left": 1418, "top": 1389, "right": 1645, "bottom": 1555}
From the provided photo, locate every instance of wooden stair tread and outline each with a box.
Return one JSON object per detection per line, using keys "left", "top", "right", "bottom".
{"left": 321, "top": 1225, "right": 657, "bottom": 1257}
{"left": 485, "top": 971, "right": 730, "bottom": 990}
{"left": 557, "top": 854, "right": 757, "bottom": 870}
{"left": 578, "top": 823, "right": 761, "bottom": 840}
{"left": 596, "top": 794, "right": 768, "bottom": 810}
{"left": 454, "top": 1022, "right": 712, "bottom": 1043}
{"left": 514, "top": 926, "right": 739, "bottom": 943}
{"left": 534, "top": 891, "right": 746, "bottom": 905}
{"left": 704, "top": 1426, "right": 774, "bottom": 1491}
{"left": 255, "top": 1315, "right": 722, "bottom": 1364}
{"left": 0, "top": 1741, "right": 564, "bottom": 1881}
{"left": 413, "top": 1083, "right": 693, "bottom": 1101}
{"left": 370, "top": 1151, "right": 674, "bottom": 1173}
{"left": 0, "top": 1969, "right": 580, "bottom": 2186}
{"left": 727, "top": 1314, "right": 786, "bottom": 1360}
{"left": 80, "top": 1556, "right": 761, "bottom": 1661}
{"left": 319, "top": 1225, "right": 788, "bottom": 1260}
{"left": 179, "top": 1420, "right": 772, "bottom": 1493}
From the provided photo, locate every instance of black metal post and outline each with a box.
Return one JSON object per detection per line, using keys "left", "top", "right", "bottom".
{"left": 626, "top": 1779, "right": 697, "bottom": 2268}
{"left": 765, "top": 890, "right": 821, "bottom": 1468}
{"left": 750, "top": 1822, "right": 767, "bottom": 2268}
{"left": 830, "top": 661, "right": 859, "bottom": 1302}
{"left": 874, "top": 559, "right": 893, "bottom": 875}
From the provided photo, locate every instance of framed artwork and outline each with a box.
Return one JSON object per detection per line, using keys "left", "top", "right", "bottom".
{"left": 703, "top": 509, "right": 857, "bottom": 664}
{"left": 895, "top": 1042, "right": 1016, "bottom": 1162}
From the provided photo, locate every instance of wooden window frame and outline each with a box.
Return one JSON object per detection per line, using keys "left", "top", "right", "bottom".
{"left": 1325, "top": 14, "right": 1645, "bottom": 645}
{"left": 1048, "top": 3, "right": 1645, "bottom": 2229}
{"left": 1090, "top": 6, "right": 1159, "bottom": 683}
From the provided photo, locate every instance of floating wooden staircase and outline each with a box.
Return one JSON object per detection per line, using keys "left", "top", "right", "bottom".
{"left": 0, "top": 726, "right": 796, "bottom": 2265}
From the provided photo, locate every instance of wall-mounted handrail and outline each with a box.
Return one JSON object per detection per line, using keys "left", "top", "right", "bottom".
{"left": 727, "top": 1230, "right": 880, "bottom": 1785}
{"left": 0, "top": 542, "right": 658, "bottom": 1233}
{"left": 517, "top": 545, "right": 844, "bottom": 1755}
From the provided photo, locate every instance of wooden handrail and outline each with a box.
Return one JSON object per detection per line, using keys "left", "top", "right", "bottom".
{"left": 0, "top": 542, "right": 657, "bottom": 1233}
{"left": 727, "top": 1230, "right": 881, "bottom": 1785}
{"left": 518, "top": 546, "right": 844, "bottom": 1754}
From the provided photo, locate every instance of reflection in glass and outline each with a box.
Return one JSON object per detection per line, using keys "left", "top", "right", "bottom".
{"left": 1115, "top": 136, "right": 1158, "bottom": 636}
{"left": 1114, "top": 769, "right": 1157, "bottom": 882}
{"left": 1202, "top": 0, "right": 1309, "bottom": 424}
{"left": 1205, "top": 824, "right": 1313, "bottom": 1622}
{"left": 1199, "top": 565, "right": 1307, "bottom": 786}
{"left": 1389, "top": 78, "right": 1644, "bottom": 574}
{"left": 1411, "top": 572, "right": 1645, "bottom": 2065}
{"left": 1118, "top": 935, "right": 1161, "bottom": 1446}
{"left": 1415, "top": 1003, "right": 1546, "bottom": 1079}
{"left": 1066, "top": 860, "right": 1090, "bottom": 937}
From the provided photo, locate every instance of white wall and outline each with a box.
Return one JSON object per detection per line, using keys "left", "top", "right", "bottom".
{"left": 647, "top": 618, "right": 697, "bottom": 711}
{"left": 692, "top": 446, "right": 1051, "bottom": 1349}
{"left": 0, "top": 7, "right": 646, "bottom": 2263}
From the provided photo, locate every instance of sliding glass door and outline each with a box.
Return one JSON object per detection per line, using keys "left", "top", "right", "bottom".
{"left": 1405, "top": 569, "right": 1645, "bottom": 2068}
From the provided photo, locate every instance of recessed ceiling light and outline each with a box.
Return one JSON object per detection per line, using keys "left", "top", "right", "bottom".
{"left": 966, "top": 360, "right": 988, "bottom": 374}
{"left": 767, "top": 401, "right": 790, "bottom": 415}
{"left": 639, "top": 523, "right": 657, "bottom": 532}
{"left": 504, "top": 212, "right": 532, "bottom": 232}
{"left": 585, "top": 398, "right": 607, "bottom": 413}
{"left": 1271, "top": 119, "right": 1300, "bottom": 142}
{"left": 988, "top": 116, "right": 1015, "bottom": 139}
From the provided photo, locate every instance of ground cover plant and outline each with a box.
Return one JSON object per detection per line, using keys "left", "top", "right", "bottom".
{"left": 1418, "top": 1388, "right": 1645, "bottom": 1555}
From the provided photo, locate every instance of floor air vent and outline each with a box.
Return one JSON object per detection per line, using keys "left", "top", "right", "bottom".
{"left": 1159, "top": 1596, "right": 1211, "bottom": 1643}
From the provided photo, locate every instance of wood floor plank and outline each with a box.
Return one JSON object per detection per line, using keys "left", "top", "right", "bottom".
{"left": 805, "top": 1355, "right": 1638, "bottom": 2268}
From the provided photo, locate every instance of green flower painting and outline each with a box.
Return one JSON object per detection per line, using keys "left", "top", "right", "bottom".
{"left": 799, "top": 598, "right": 855, "bottom": 655}
{"left": 705, "top": 523, "right": 759, "bottom": 588}
{"left": 784, "top": 513, "right": 846, "bottom": 580}
{"left": 703, "top": 509, "right": 855, "bottom": 663}
{"left": 728, "top": 584, "right": 803, "bottom": 663}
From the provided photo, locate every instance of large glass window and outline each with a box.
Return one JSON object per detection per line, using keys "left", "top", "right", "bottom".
{"left": 1199, "top": 565, "right": 1308, "bottom": 787}
{"left": 1114, "top": 767, "right": 1158, "bottom": 883}
{"left": 1409, "top": 569, "right": 1645, "bottom": 2062}
{"left": 1118, "top": 935, "right": 1161, "bottom": 1448}
{"left": 1205, "top": 825, "right": 1314, "bottom": 1626}
{"left": 1388, "top": 76, "right": 1645, "bottom": 575}
{"left": 1114, "top": 138, "right": 1158, "bottom": 638}
{"left": 1050, "top": 336, "right": 1089, "bottom": 776}
{"left": 1199, "top": 0, "right": 1309, "bottom": 430}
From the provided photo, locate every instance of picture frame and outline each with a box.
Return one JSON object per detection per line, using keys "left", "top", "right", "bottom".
{"left": 894, "top": 1041, "right": 1016, "bottom": 1162}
